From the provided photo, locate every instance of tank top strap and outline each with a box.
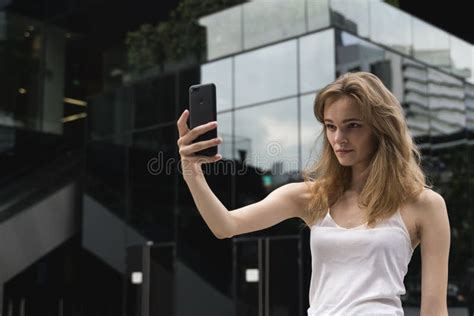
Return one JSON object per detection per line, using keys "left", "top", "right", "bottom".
{"left": 378, "top": 208, "right": 404, "bottom": 227}
{"left": 388, "top": 208, "right": 411, "bottom": 233}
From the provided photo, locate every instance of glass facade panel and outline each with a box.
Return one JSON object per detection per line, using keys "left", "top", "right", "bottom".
{"left": 336, "top": 31, "right": 385, "bottom": 75}
{"left": 412, "top": 17, "right": 451, "bottom": 71}
{"left": 198, "top": 5, "right": 242, "bottom": 60}
{"left": 201, "top": 58, "right": 233, "bottom": 111}
{"left": 300, "top": 93, "right": 324, "bottom": 170}
{"left": 427, "top": 68, "right": 465, "bottom": 137}
{"left": 234, "top": 239, "right": 260, "bottom": 315}
{"left": 129, "top": 125, "right": 176, "bottom": 242}
{"left": 243, "top": 0, "right": 306, "bottom": 50}
{"left": 306, "top": 0, "right": 330, "bottom": 32}
{"left": 467, "top": 84, "right": 474, "bottom": 133}
{"left": 383, "top": 51, "right": 404, "bottom": 101}
{"left": 235, "top": 40, "right": 297, "bottom": 107}
{"left": 132, "top": 74, "right": 176, "bottom": 129}
{"left": 370, "top": 1, "right": 412, "bottom": 55}
{"left": 471, "top": 47, "right": 474, "bottom": 84}
{"left": 450, "top": 35, "right": 473, "bottom": 80}
{"left": 0, "top": 13, "right": 43, "bottom": 131}
{"left": 268, "top": 238, "right": 301, "bottom": 315}
{"left": 299, "top": 29, "right": 335, "bottom": 94}
{"left": 88, "top": 87, "right": 134, "bottom": 142}
{"left": 216, "top": 111, "right": 233, "bottom": 160}
{"left": 235, "top": 98, "right": 299, "bottom": 175}
{"left": 402, "top": 58, "right": 430, "bottom": 146}
{"left": 85, "top": 140, "right": 128, "bottom": 220}
{"left": 330, "top": 0, "right": 369, "bottom": 38}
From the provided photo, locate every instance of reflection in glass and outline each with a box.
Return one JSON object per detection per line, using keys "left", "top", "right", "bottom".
{"left": 412, "top": 18, "right": 450, "bottom": 71}
{"left": 336, "top": 31, "right": 385, "bottom": 76}
{"left": 133, "top": 75, "right": 175, "bottom": 129}
{"left": 201, "top": 58, "right": 233, "bottom": 111}
{"left": 88, "top": 87, "right": 134, "bottom": 142}
{"left": 235, "top": 40, "right": 297, "bottom": 107}
{"left": 402, "top": 58, "right": 430, "bottom": 146}
{"left": 198, "top": 5, "right": 242, "bottom": 60}
{"left": 427, "top": 68, "right": 465, "bottom": 138}
{"left": 330, "top": 0, "right": 369, "bottom": 37}
{"left": 383, "top": 51, "right": 404, "bottom": 101}
{"left": 370, "top": 1, "right": 412, "bottom": 55}
{"left": 268, "top": 238, "right": 300, "bottom": 315}
{"left": 299, "top": 29, "right": 335, "bottom": 94}
{"left": 306, "top": 0, "right": 330, "bottom": 32}
{"left": 300, "top": 93, "right": 324, "bottom": 171}
{"left": 86, "top": 141, "right": 128, "bottom": 220}
{"left": 0, "top": 13, "right": 43, "bottom": 131}
{"left": 216, "top": 111, "right": 232, "bottom": 160}
{"left": 243, "top": 0, "right": 305, "bottom": 50}
{"left": 234, "top": 240, "right": 260, "bottom": 315}
{"left": 129, "top": 125, "right": 176, "bottom": 242}
{"left": 471, "top": 48, "right": 474, "bottom": 84}
{"left": 235, "top": 98, "right": 298, "bottom": 175}
{"left": 450, "top": 36, "right": 473, "bottom": 80}
{"left": 467, "top": 84, "right": 474, "bottom": 133}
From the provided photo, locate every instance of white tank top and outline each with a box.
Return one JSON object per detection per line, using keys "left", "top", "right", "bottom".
{"left": 307, "top": 207, "right": 415, "bottom": 316}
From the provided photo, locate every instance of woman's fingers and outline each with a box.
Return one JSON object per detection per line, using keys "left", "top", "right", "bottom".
{"left": 179, "top": 137, "right": 221, "bottom": 157}
{"left": 176, "top": 108, "right": 221, "bottom": 165}
{"left": 188, "top": 121, "right": 218, "bottom": 140}
{"left": 184, "top": 153, "right": 222, "bottom": 165}
{"left": 177, "top": 109, "right": 190, "bottom": 138}
{"left": 178, "top": 119, "right": 217, "bottom": 148}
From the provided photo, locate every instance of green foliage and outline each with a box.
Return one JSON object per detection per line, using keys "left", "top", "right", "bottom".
{"left": 383, "top": 0, "right": 400, "bottom": 7}
{"left": 126, "top": 0, "right": 245, "bottom": 73}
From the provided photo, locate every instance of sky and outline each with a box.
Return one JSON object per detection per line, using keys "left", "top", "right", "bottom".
{"left": 398, "top": 1, "right": 473, "bottom": 44}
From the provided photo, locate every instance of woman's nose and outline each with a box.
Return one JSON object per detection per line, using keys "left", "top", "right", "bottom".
{"left": 334, "top": 129, "right": 347, "bottom": 144}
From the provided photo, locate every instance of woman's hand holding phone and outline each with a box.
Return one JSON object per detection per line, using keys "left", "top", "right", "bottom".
{"left": 176, "top": 109, "right": 222, "bottom": 180}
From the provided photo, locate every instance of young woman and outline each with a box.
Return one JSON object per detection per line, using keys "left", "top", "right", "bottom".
{"left": 176, "top": 72, "right": 450, "bottom": 315}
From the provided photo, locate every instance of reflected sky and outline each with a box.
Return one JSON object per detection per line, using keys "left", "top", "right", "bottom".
{"left": 299, "top": 29, "right": 335, "bottom": 93}
{"left": 300, "top": 93, "right": 324, "bottom": 170}
{"left": 370, "top": 1, "right": 412, "bottom": 55}
{"left": 199, "top": 0, "right": 474, "bottom": 84}
{"left": 201, "top": 58, "right": 233, "bottom": 111}
{"left": 235, "top": 98, "right": 298, "bottom": 173}
{"left": 235, "top": 40, "right": 298, "bottom": 107}
{"left": 216, "top": 111, "right": 232, "bottom": 160}
{"left": 243, "top": 0, "right": 306, "bottom": 50}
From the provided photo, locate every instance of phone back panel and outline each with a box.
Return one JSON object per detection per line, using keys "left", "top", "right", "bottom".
{"left": 189, "top": 83, "right": 217, "bottom": 156}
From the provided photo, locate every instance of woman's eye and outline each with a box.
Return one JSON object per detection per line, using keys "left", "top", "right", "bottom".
{"left": 326, "top": 123, "right": 360, "bottom": 129}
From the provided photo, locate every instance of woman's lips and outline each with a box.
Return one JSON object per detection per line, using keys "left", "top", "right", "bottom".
{"left": 336, "top": 150, "right": 353, "bottom": 155}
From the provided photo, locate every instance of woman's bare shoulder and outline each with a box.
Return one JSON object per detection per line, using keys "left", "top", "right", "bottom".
{"left": 284, "top": 181, "right": 314, "bottom": 223}
{"left": 408, "top": 188, "right": 447, "bottom": 232}
{"left": 410, "top": 188, "right": 445, "bottom": 209}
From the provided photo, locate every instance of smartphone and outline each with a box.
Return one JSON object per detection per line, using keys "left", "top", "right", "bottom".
{"left": 189, "top": 83, "right": 218, "bottom": 157}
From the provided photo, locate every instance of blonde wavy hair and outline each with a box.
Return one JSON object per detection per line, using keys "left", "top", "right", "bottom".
{"left": 301, "top": 71, "right": 431, "bottom": 228}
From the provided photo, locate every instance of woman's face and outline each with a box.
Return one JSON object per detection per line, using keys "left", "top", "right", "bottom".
{"left": 323, "top": 96, "right": 377, "bottom": 169}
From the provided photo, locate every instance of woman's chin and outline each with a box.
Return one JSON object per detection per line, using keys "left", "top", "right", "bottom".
{"left": 337, "top": 160, "right": 353, "bottom": 167}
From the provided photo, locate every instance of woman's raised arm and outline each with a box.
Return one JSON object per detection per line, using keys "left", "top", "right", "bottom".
{"left": 177, "top": 109, "right": 308, "bottom": 239}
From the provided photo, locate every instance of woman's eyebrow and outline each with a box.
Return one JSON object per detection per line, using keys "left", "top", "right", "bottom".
{"left": 324, "top": 118, "right": 362, "bottom": 123}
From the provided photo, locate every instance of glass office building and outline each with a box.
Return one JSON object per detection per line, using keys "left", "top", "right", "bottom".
{"left": 0, "top": 0, "right": 473, "bottom": 315}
